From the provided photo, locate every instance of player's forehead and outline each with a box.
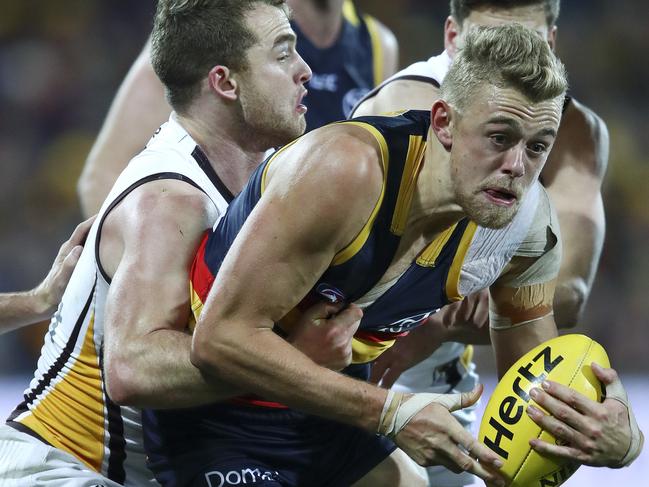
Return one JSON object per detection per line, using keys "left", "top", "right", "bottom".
{"left": 462, "top": 5, "right": 549, "bottom": 38}
{"left": 245, "top": 3, "right": 295, "bottom": 48}
{"left": 471, "top": 84, "right": 562, "bottom": 132}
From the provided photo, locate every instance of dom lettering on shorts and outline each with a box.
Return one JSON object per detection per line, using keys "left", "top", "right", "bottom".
{"left": 205, "top": 468, "right": 280, "bottom": 487}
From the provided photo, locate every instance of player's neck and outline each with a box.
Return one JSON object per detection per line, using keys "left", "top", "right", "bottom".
{"left": 409, "top": 137, "right": 464, "bottom": 232}
{"left": 176, "top": 114, "right": 266, "bottom": 195}
{"left": 290, "top": 0, "right": 345, "bottom": 48}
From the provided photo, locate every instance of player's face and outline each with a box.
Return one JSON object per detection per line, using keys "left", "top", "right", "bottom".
{"left": 447, "top": 4, "right": 556, "bottom": 57}
{"left": 448, "top": 83, "right": 562, "bottom": 228}
{"left": 237, "top": 4, "right": 312, "bottom": 149}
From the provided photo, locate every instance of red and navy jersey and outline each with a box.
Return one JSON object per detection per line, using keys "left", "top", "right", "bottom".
{"left": 294, "top": 0, "right": 384, "bottom": 131}
{"left": 190, "top": 110, "right": 477, "bottom": 366}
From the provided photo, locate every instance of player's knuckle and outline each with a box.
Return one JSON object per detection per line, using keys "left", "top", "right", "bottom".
{"left": 595, "top": 410, "right": 609, "bottom": 423}
{"left": 589, "top": 425, "right": 603, "bottom": 440}
{"left": 556, "top": 407, "right": 571, "bottom": 422}
{"left": 582, "top": 440, "right": 596, "bottom": 455}
{"left": 554, "top": 423, "right": 569, "bottom": 438}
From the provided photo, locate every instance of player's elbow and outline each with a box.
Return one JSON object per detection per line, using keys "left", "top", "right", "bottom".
{"left": 104, "top": 348, "right": 157, "bottom": 407}
{"left": 189, "top": 336, "right": 210, "bottom": 372}
{"left": 104, "top": 358, "right": 145, "bottom": 406}
{"left": 552, "top": 279, "right": 589, "bottom": 328}
{"left": 190, "top": 331, "right": 224, "bottom": 376}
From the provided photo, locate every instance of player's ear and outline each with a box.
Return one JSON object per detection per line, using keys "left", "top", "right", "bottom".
{"left": 431, "top": 100, "right": 453, "bottom": 151}
{"left": 444, "top": 16, "right": 461, "bottom": 56}
{"left": 208, "top": 65, "right": 238, "bottom": 101}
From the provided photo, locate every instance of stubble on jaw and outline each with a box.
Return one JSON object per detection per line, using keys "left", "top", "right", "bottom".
{"left": 452, "top": 173, "right": 521, "bottom": 229}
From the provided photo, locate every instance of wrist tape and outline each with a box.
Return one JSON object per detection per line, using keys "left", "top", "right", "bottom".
{"left": 606, "top": 379, "right": 644, "bottom": 467}
{"left": 378, "top": 390, "right": 463, "bottom": 438}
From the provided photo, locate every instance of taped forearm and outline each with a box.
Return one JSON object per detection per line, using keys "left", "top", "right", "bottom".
{"left": 607, "top": 379, "right": 644, "bottom": 467}
{"left": 489, "top": 279, "right": 556, "bottom": 330}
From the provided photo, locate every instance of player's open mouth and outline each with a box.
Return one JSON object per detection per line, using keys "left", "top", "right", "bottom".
{"left": 296, "top": 89, "right": 308, "bottom": 114}
{"left": 483, "top": 188, "right": 517, "bottom": 206}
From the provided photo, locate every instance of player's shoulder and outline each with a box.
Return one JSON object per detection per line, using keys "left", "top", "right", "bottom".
{"left": 563, "top": 97, "right": 608, "bottom": 144}
{"left": 554, "top": 97, "right": 609, "bottom": 177}
{"left": 120, "top": 178, "right": 216, "bottom": 238}
{"left": 272, "top": 123, "right": 386, "bottom": 201}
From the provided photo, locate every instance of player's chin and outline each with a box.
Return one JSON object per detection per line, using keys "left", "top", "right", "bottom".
{"left": 466, "top": 201, "right": 517, "bottom": 229}
{"left": 291, "top": 116, "right": 307, "bottom": 139}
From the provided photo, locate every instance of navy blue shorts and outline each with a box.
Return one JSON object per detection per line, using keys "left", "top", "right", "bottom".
{"left": 143, "top": 400, "right": 396, "bottom": 487}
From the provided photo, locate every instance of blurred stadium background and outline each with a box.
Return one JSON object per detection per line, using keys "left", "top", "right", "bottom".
{"left": 0, "top": 1, "right": 646, "bottom": 484}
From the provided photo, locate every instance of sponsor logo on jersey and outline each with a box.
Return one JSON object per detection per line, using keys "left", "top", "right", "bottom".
{"left": 205, "top": 468, "right": 280, "bottom": 487}
{"left": 375, "top": 309, "right": 439, "bottom": 334}
{"left": 315, "top": 283, "right": 346, "bottom": 303}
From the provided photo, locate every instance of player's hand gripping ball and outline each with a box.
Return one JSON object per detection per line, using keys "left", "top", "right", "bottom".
{"left": 478, "top": 334, "right": 609, "bottom": 486}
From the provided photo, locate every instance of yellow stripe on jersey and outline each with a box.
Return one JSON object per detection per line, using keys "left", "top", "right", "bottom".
{"left": 416, "top": 223, "right": 458, "bottom": 267}
{"left": 364, "top": 15, "right": 383, "bottom": 85}
{"left": 445, "top": 221, "right": 478, "bottom": 301}
{"left": 189, "top": 282, "right": 202, "bottom": 332}
{"left": 390, "top": 135, "right": 426, "bottom": 235}
{"left": 260, "top": 138, "right": 302, "bottom": 193}
{"left": 20, "top": 312, "right": 104, "bottom": 471}
{"left": 342, "top": 0, "right": 360, "bottom": 27}
{"left": 331, "top": 121, "right": 390, "bottom": 266}
{"left": 352, "top": 336, "right": 396, "bottom": 364}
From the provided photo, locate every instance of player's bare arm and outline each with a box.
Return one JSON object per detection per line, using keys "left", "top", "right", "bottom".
{"left": 541, "top": 98, "right": 608, "bottom": 327}
{"left": 488, "top": 256, "right": 560, "bottom": 377}
{"left": 100, "top": 179, "right": 240, "bottom": 408}
{"left": 96, "top": 174, "right": 362, "bottom": 408}
{"left": 0, "top": 217, "right": 94, "bottom": 334}
{"left": 191, "top": 124, "right": 386, "bottom": 427}
{"left": 77, "top": 39, "right": 170, "bottom": 217}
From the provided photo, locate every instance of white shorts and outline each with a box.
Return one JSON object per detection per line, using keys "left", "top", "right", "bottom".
{"left": 0, "top": 424, "right": 122, "bottom": 487}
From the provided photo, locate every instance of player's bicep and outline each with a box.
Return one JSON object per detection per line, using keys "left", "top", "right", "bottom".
{"left": 102, "top": 180, "right": 215, "bottom": 336}
{"left": 202, "top": 135, "right": 382, "bottom": 330}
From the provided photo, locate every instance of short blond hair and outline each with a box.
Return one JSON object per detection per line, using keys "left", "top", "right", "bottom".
{"left": 441, "top": 23, "right": 567, "bottom": 111}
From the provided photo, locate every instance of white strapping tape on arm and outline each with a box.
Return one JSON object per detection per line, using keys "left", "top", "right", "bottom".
{"left": 378, "top": 391, "right": 463, "bottom": 438}
{"left": 606, "top": 378, "right": 644, "bottom": 467}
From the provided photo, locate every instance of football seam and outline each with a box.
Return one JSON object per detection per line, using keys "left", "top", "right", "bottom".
{"left": 511, "top": 339, "right": 593, "bottom": 484}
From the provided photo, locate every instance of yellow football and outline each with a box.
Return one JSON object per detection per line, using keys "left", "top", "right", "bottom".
{"left": 478, "top": 334, "right": 610, "bottom": 487}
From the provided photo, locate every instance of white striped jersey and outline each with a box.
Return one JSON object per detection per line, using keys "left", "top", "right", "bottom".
{"left": 7, "top": 114, "right": 231, "bottom": 485}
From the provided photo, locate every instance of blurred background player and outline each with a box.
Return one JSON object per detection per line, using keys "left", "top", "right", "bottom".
{"left": 76, "top": 0, "right": 398, "bottom": 217}
{"left": 352, "top": 1, "right": 618, "bottom": 485}
{"left": 290, "top": 0, "right": 397, "bottom": 130}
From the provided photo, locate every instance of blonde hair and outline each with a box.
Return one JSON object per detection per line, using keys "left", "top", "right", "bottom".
{"left": 441, "top": 23, "right": 567, "bottom": 111}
